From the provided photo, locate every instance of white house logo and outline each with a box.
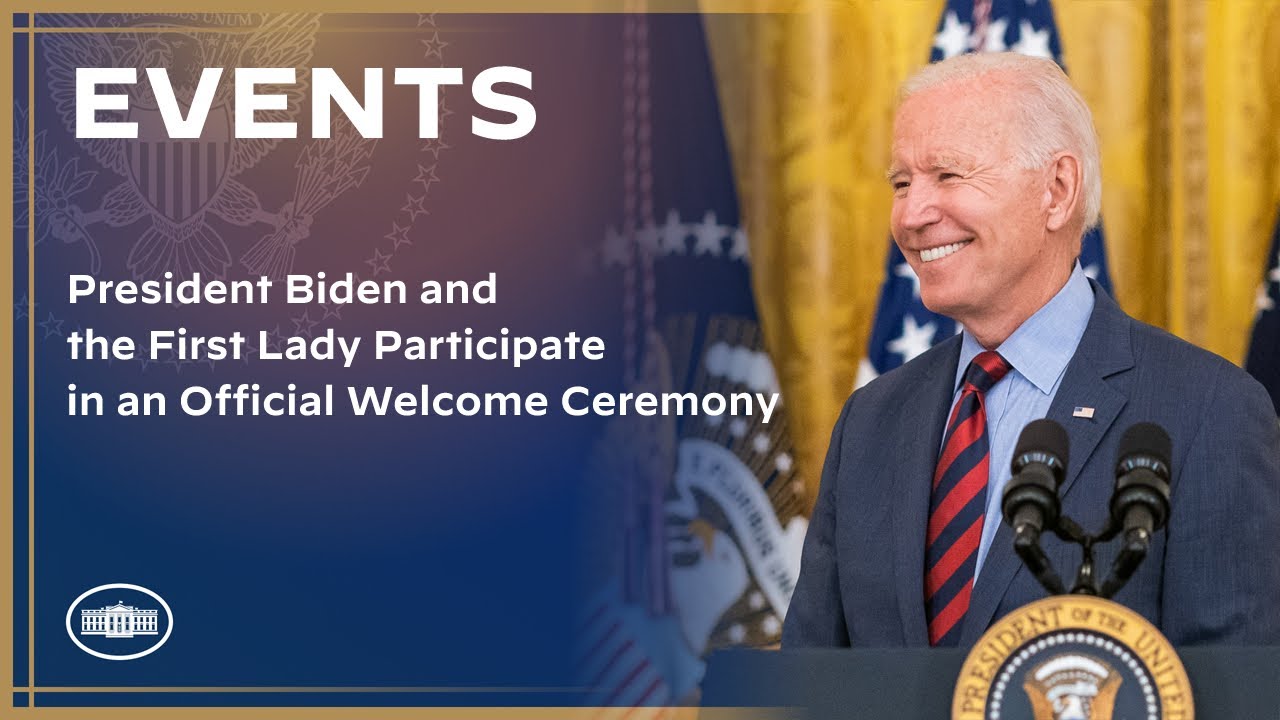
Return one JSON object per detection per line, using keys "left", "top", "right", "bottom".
{"left": 80, "top": 602, "right": 158, "bottom": 638}
{"left": 66, "top": 583, "right": 173, "bottom": 660}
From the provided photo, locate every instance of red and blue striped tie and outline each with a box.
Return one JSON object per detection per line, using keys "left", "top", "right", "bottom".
{"left": 925, "top": 350, "right": 1011, "bottom": 646}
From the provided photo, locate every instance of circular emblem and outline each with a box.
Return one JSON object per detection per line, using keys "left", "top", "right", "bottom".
{"left": 65, "top": 583, "right": 174, "bottom": 661}
{"left": 953, "top": 595, "right": 1192, "bottom": 720}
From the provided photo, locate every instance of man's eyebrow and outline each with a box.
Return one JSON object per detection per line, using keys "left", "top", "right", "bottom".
{"left": 885, "top": 156, "right": 974, "bottom": 181}
{"left": 928, "top": 156, "right": 972, "bottom": 172}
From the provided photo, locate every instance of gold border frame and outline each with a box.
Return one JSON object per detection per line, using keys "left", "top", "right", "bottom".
{"left": 1, "top": 6, "right": 16, "bottom": 712}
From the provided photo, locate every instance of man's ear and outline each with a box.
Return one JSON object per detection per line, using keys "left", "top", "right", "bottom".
{"left": 1045, "top": 152, "right": 1083, "bottom": 233}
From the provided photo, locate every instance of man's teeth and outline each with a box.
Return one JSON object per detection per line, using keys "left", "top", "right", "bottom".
{"left": 920, "top": 241, "right": 971, "bottom": 263}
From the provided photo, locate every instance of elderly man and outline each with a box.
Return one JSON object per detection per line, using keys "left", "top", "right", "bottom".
{"left": 783, "top": 52, "right": 1280, "bottom": 649}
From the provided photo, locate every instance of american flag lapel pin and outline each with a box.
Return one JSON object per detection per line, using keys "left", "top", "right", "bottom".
{"left": 1073, "top": 406, "right": 1095, "bottom": 419}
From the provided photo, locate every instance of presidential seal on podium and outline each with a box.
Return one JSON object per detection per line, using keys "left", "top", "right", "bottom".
{"left": 953, "top": 594, "right": 1192, "bottom": 720}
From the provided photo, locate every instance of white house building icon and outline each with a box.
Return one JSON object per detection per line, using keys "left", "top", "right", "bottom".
{"left": 80, "top": 602, "right": 159, "bottom": 638}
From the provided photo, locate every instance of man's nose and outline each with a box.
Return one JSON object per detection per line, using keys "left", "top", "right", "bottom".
{"left": 895, "top": 183, "right": 943, "bottom": 232}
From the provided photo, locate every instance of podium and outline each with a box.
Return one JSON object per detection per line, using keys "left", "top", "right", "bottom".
{"left": 701, "top": 646, "right": 1280, "bottom": 718}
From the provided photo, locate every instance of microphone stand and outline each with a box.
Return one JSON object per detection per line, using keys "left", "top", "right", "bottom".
{"left": 1011, "top": 523, "right": 1066, "bottom": 595}
{"left": 1017, "top": 513, "right": 1151, "bottom": 598}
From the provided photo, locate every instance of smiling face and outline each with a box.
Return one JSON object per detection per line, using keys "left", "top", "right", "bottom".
{"left": 889, "top": 74, "right": 1078, "bottom": 346}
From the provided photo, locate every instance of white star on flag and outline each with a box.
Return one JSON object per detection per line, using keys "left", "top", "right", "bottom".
{"left": 692, "top": 210, "right": 728, "bottom": 255}
{"left": 1012, "top": 19, "right": 1053, "bottom": 58}
{"left": 775, "top": 452, "right": 793, "bottom": 474}
{"left": 761, "top": 615, "right": 781, "bottom": 636}
{"left": 752, "top": 433, "right": 770, "bottom": 454}
{"left": 934, "top": 11, "right": 971, "bottom": 59}
{"left": 982, "top": 17, "right": 1009, "bottom": 52}
{"left": 888, "top": 315, "right": 937, "bottom": 362}
{"left": 1256, "top": 283, "right": 1274, "bottom": 313}
{"left": 894, "top": 262, "right": 922, "bottom": 298}
{"left": 659, "top": 209, "right": 688, "bottom": 255}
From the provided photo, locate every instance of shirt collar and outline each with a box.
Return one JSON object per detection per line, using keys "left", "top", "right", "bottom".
{"left": 954, "top": 262, "right": 1096, "bottom": 395}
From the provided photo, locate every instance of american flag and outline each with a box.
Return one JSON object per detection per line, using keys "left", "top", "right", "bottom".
{"left": 856, "top": 0, "right": 1114, "bottom": 389}
{"left": 1245, "top": 206, "right": 1280, "bottom": 414}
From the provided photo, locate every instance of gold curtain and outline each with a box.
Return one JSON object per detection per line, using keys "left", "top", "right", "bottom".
{"left": 704, "top": 0, "right": 1280, "bottom": 509}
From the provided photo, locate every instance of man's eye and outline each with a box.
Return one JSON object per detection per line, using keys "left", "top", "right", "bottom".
{"left": 893, "top": 181, "right": 909, "bottom": 191}
{"left": 939, "top": 172, "right": 959, "bottom": 181}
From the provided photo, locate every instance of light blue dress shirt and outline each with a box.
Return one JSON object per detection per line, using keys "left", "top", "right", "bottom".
{"left": 946, "top": 262, "right": 1095, "bottom": 579}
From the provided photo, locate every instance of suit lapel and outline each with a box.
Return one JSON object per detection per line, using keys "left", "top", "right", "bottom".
{"left": 960, "top": 283, "right": 1135, "bottom": 645}
{"left": 891, "top": 337, "right": 961, "bottom": 646}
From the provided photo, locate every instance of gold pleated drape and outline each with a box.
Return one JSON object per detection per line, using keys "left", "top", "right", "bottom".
{"left": 703, "top": 0, "right": 1280, "bottom": 509}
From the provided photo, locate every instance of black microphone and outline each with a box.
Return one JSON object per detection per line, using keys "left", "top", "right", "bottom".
{"left": 1099, "top": 422, "right": 1172, "bottom": 598}
{"left": 1110, "top": 422, "right": 1172, "bottom": 540}
{"left": 1002, "top": 419, "right": 1070, "bottom": 595}
{"left": 1003, "top": 419, "right": 1070, "bottom": 537}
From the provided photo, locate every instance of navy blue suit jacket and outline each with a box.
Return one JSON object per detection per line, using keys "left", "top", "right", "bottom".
{"left": 783, "top": 282, "right": 1280, "bottom": 648}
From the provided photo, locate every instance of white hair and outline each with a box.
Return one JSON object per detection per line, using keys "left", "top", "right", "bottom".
{"left": 900, "top": 53, "right": 1102, "bottom": 232}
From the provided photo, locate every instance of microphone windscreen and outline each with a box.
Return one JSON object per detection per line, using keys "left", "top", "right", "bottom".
{"left": 1117, "top": 422, "right": 1172, "bottom": 468}
{"left": 1014, "top": 418, "right": 1070, "bottom": 469}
